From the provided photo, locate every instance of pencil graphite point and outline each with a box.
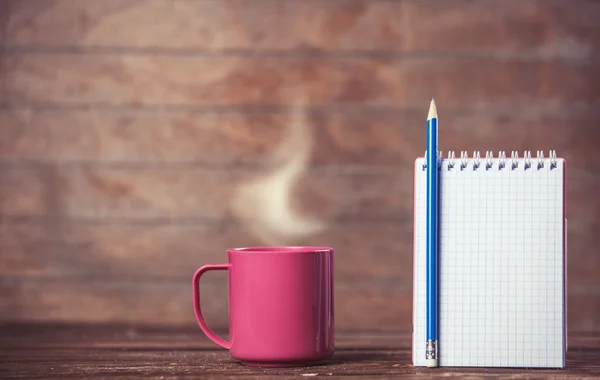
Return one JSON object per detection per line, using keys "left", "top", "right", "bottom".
{"left": 427, "top": 98, "right": 437, "bottom": 121}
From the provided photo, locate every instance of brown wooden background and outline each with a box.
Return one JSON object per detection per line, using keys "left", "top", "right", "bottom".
{"left": 0, "top": 0, "right": 599, "bottom": 333}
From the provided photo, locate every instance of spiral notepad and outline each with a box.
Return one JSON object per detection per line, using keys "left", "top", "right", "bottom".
{"left": 412, "top": 151, "right": 566, "bottom": 368}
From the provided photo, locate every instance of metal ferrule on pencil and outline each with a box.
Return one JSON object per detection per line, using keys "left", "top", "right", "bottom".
{"left": 426, "top": 339, "right": 437, "bottom": 360}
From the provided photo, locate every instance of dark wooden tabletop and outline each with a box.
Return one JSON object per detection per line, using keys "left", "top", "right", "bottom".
{"left": 1, "top": 323, "right": 599, "bottom": 379}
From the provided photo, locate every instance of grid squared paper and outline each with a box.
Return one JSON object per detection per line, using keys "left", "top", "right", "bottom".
{"left": 412, "top": 156, "right": 565, "bottom": 368}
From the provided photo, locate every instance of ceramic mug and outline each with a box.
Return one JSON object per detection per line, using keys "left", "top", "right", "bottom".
{"left": 192, "top": 246, "right": 335, "bottom": 367}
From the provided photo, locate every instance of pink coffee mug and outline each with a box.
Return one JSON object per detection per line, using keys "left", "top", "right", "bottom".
{"left": 192, "top": 246, "right": 335, "bottom": 367}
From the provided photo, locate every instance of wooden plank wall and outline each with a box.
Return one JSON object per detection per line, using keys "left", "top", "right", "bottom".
{"left": 0, "top": 0, "right": 599, "bottom": 331}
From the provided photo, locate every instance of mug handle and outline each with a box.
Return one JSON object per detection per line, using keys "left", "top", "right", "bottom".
{"left": 192, "top": 264, "right": 232, "bottom": 349}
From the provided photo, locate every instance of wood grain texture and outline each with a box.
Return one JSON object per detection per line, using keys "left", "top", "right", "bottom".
{"left": 568, "top": 292, "right": 600, "bottom": 331}
{"left": 402, "top": 0, "right": 600, "bottom": 57}
{"left": 0, "top": 164, "right": 596, "bottom": 221}
{"left": 0, "top": 2, "right": 9, "bottom": 45}
{"left": 0, "top": 167, "right": 597, "bottom": 284}
{"left": 5, "top": 0, "right": 600, "bottom": 55}
{"left": 0, "top": 278, "right": 411, "bottom": 329}
{"left": 1, "top": 107, "right": 599, "bottom": 169}
{"left": 0, "top": 165, "right": 414, "bottom": 221}
{"left": 0, "top": 107, "right": 416, "bottom": 166}
{"left": 1, "top": 325, "right": 600, "bottom": 378}
{"left": 0, "top": 214, "right": 598, "bottom": 287}
{"left": 0, "top": 277, "right": 227, "bottom": 327}
{"left": 1, "top": 0, "right": 599, "bottom": 331}
{"left": 0, "top": 221, "right": 412, "bottom": 280}
{"left": 3, "top": 54, "right": 599, "bottom": 107}
{"left": 0, "top": 278, "right": 598, "bottom": 331}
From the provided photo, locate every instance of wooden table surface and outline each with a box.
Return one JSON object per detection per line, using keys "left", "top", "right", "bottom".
{"left": 1, "top": 323, "right": 599, "bottom": 379}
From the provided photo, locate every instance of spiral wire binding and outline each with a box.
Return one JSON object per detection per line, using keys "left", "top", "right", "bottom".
{"left": 511, "top": 151, "right": 519, "bottom": 169}
{"left": 524, "top": 151, "right": 532, "bottom": 169}
{"left": 422, "top": 150, "right": 559, "bottom": 171}
{"left": 472, "top": 151, "right": 481, "bottom": 169}
{"left": 550, "top": 150, "right": 557, "bottom": 168}
{"left": 499, "top": 151, "right": 507, "bottom": 169}
{"left": 447, "top": 151, "right": 456, "bottom": 169}
{"left": 460, "top": 151, "right": 468, "bottom": 170}
{"left": 485, "top": 151, "right": 493, "bottom": 170}
{"left": 422, "top": 150, "right": 445, "bottom": 169}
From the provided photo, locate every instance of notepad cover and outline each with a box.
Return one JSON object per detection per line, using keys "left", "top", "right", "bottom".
{"left": 412, "top": 154, "right": 566, "bottom": 368}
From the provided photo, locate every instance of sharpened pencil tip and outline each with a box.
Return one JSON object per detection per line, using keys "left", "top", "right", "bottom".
{"left": 427, "top": 98, "right": 437, "bottom": 121}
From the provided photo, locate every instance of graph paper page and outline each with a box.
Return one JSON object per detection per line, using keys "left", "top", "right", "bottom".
{"left": 412, "top": 157, "right": 565, "bottom": 368}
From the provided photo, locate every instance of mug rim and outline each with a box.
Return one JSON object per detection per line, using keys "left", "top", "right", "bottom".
{"left": 228, "top": 246, "right": 333, "bottom": 255}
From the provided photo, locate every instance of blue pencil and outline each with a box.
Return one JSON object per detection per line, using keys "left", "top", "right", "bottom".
{"left": 425, "top": 98, "right": 439, "bottom": 367}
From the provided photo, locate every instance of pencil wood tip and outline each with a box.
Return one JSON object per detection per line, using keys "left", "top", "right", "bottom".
{"left": 427, "top": 98, "right": 437, "bottom": 121}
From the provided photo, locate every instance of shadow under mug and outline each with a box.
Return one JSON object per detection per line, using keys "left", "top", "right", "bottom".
{"left": 192, "top": 246, "right": 335, "bottom": 367}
